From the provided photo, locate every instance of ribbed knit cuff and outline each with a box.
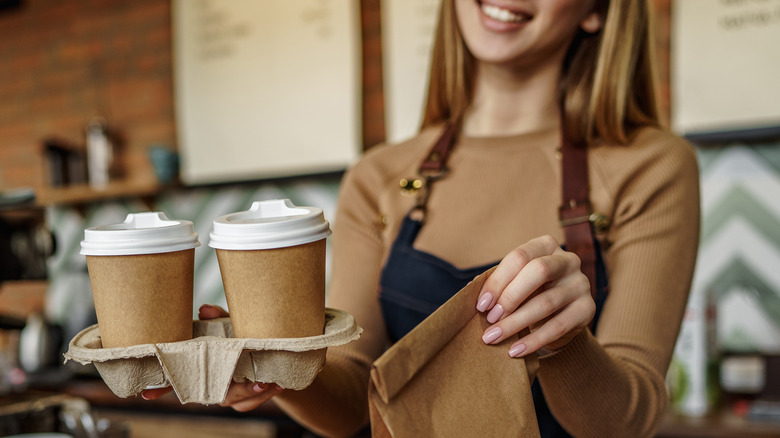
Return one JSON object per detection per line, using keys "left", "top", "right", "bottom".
{"left": 537, "top": 329, "right": 598, "bottom": 371}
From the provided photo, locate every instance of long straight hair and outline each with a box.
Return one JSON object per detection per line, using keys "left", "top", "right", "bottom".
{"left": 420, "top": 0, "right": 661, "bottom": 144}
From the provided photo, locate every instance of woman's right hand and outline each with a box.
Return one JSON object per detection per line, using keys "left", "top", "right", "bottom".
{"left": 219, "top": 379, "right": 284, "bottom": 412}
{"left": 141, "top": 304, "right": 284, "bottom": 410}
{"left": 200, "top": 304, "right": 285, "bottom": 411}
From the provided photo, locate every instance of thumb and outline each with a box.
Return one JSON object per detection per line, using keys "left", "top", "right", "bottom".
{"left": 198, "top": 304, "right": 230, "bottom": 320}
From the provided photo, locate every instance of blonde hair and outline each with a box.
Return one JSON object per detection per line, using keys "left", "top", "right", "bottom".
{"left": 420, "top": 0, "right": 660, "bottom": 144}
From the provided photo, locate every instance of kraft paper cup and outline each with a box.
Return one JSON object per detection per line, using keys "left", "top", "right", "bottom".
{"left": 209, "top": 199, "right": 331, "bottom": 339}
{"left": 80, "top": 212, "right": 200, "bottom": 348}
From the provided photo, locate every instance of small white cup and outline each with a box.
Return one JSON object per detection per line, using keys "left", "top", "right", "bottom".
{"left": 209, "top": 199, "right": 331, "bottom": 339}
{"left": 81, "top": 212, "right": 199, "bottom": 348}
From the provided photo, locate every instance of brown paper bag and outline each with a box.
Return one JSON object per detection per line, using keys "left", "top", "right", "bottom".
{"left": 368, "top": 268, "right": 540, "bottom": 438}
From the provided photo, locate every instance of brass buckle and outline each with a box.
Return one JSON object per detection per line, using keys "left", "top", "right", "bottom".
{"left": 407, "top": 167, "right": 450, "bottom": 222}
{"left": 558, "top": 199, "right": 591, "bottom": 228}
{"left": 559, "top": 214, "right": 591, "bottom": 227}
{"left": 399, "top": 178, "right": 424, "bottom": 197}
{"left": 558, "top": 200, "right": 611, "bottom": 232}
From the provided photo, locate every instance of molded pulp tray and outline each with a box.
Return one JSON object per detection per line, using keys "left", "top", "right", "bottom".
{"left": 63, "top": 308, "right": 362, "bottom": 405}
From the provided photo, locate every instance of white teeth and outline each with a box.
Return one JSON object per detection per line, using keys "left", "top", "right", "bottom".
{"left": 481, "top": 4, "right": 527, "bottom": 23}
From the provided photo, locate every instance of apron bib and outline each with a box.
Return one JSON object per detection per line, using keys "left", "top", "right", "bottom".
{"left": 377, "top": 122, "right": 609, "bottom": 437}
{"left": 379, "top": 213, "right": 609, "bottom": 437}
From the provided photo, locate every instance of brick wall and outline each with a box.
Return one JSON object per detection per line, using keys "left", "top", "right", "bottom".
{"left": 360, "top": 0, "right": 385, "bottom": 150}
{"left": 0, "top": 0, "right": 173, "bottom": 191}
{"left": 0, "top": 0, "right": 671, "bottom": 192}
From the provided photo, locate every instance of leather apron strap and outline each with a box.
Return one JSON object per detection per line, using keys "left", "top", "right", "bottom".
{"left": 559, "top": 138, "right": 598, "bottom": 306}
{"left": 419, "top": 122, "right": 457, "bottom": 174}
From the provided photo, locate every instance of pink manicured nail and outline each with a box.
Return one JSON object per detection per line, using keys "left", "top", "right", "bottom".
{"left": 252, "top": 383, "right": 265, "bottom": 392}
{"left": 482, "top": 326, "right": 502, "bottom": 344}
{"left": 476, "top": 292, "right": 493, "bottom": 312}
{"left": 486, "top": 304, "right": 504, "bottom": 324}
{"left": 509, "top": 343, "right": 527, "bottom": 357}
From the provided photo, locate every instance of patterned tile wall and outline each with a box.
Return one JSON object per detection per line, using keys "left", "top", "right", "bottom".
{"left": 692, "top": 142, "right": 780, "bottom": 353}
{"left": 668, "top": 140, "right": 780, "bottom": 415}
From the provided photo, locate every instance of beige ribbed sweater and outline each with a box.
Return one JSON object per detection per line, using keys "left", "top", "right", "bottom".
{"left": 274, "top": 124, "right": 701, "bottom": 438}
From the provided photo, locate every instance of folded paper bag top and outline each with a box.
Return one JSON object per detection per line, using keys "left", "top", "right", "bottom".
{"left": 369, "top": 267, "right": 541, "bottom": 438}
{"left": 208, "top": 198, "right": 331, "bottom": 250}
{"left": 80, "top": 212, "right": 200, "bottom": 256}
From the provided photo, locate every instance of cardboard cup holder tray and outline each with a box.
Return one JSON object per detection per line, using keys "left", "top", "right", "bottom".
{"left": 63, "top": 308, "right": 362, "bottom": 405}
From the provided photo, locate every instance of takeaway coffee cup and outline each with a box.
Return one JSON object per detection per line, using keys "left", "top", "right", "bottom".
{"left": 80, "top": 212, "right": 200, "bottom": 348}
{"left": 209, "top": 199, "right": 331, "bottom": 339}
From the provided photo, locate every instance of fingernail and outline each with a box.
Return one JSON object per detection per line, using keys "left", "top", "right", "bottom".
{"left": 141, "top": 392, "right": 150, "bottom": 400}
{"left": 482, "top": 326, "right": 502, "bottom": 344}
{"left": 486, "top": 304, "right": 504, "bottom": 324}
{"left": 252, "top": 383, "right": 265, "bottom": 392}
{"left": 476, "top": 292, "right": 493, "bottom": 312}
{"left": 509, "top": 343, "right": 527, "bottom": 357}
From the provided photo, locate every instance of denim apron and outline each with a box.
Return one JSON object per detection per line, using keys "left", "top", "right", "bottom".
{"left": 377, "top": 126, "right": 609, "bottom": 437}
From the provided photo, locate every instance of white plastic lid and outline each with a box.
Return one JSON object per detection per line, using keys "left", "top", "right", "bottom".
{"left": 209, "top": 199, "right": 331, "bottom": 250}
{"left": 80, "top": 212, "right": 200, "bottom": 256}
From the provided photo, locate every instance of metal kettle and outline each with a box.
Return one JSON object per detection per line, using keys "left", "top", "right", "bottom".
{"left": 18, "top": 313, "right": 62, "bottom": 373}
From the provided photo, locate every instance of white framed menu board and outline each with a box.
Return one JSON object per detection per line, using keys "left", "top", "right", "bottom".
{"left": 671, "top": 0, "right": 780, "bottom": 141}
{"left": 173, "top": 0, "right": 361, "bottom": 185}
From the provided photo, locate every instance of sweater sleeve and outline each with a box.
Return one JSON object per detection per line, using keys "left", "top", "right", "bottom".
{"left": 273, "top": 153, "right": 391, "bottom": 437}
{"left": 537, "top": 130, "right": 701, "bottom": 438}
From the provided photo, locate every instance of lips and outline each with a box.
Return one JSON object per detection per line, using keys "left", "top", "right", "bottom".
{"left": 478, "top": 1, "right": 532, "bottom": 24}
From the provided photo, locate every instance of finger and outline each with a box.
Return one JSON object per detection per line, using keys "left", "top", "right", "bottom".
{"left": 507, "top": 298, "right": 594, "bottom": 357}
{"left": 221, "top": 381, "right": 279, "bottom": 407}
{"left": 477, "top": 236, "right": 560, "bottom": 313}
{"left": 491, "top": 272, "right": 588, "bottom": 335}
{"left": 490, "top": 251, "right": 577, "bottom": 323}
{"left": 229, "top": 385, "right": 284, "bottom": 412}
{"left": 484, "top": 275, "right": 584, "bottom": 343}
{"left": 199, "top": 304, "right": 230, "bottom": 319}
{"left": 141, "top": 386, "right": 173, "bottom": 400}
{"left": 481, "top": 277, "right": 583, "bottom": 346}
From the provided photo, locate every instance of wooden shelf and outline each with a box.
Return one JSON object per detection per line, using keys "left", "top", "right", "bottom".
{"left": 0, "top": 280, "right": 47, "bottom": 319}
{"left": 657, "top": 407, "right": 780, "bottom": 438}
{"left": 35, "top": 180, "right": 162, "bottom": 206}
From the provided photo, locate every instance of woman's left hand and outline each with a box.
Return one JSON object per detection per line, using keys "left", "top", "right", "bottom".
{"left": 476, "top": 235, "right": 595, "bottom": 357}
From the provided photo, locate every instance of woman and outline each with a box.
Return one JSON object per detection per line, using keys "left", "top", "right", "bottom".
{"left": 147, "top": 1, "right": 700, "bottom": 437}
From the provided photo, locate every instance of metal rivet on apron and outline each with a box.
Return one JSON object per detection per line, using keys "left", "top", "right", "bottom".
{"left": 399, "top": 178, "right": 424, "bottom": 196}
{"left": 589, "top": 212, "right": 611, "bottom": 233}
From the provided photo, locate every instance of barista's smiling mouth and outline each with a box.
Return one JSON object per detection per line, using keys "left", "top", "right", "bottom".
{"left": 477, "top": 1, "right": 532, "bottom": 24}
